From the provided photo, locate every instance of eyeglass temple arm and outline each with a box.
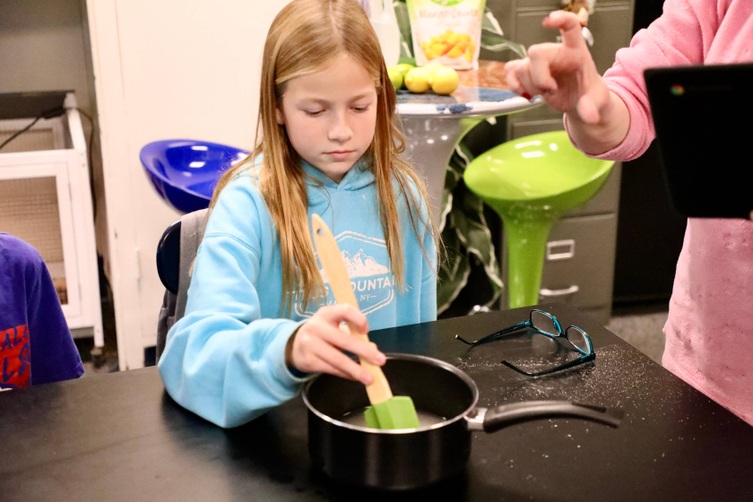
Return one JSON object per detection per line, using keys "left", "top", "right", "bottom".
{"left": 502, "top": 351, "right": 595, "bottom": 376}
{"left": 480, "top": 400, "right": 624, "bottom": 432}
{"left": 455, "top": 320, "right": 531, "bottom": 345}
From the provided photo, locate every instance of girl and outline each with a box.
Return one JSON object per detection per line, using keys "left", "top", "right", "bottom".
{"left": 158, "top": 0, "right": 439, "bottom": 428}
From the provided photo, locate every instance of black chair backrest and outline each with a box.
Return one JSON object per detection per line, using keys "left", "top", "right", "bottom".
{"left": 156, "top": 219, "right": 182, "bottom": 294}
{"left": 155, "top": 208, "right": 209, "bottom": 360}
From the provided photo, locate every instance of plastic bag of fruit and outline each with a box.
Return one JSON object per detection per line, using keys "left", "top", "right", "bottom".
{"left": 405, "top": 0, "right": 486, "bottom": 70}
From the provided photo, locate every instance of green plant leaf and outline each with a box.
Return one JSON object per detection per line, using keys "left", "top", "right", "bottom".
{"left": 481, "top": 33, "right": 527, "bottom": 59}
{"left": 437, "top": 223, "right": 472, "bottom": 313}
{"left": 393, "top": 1, "right": 416, "bottom": 64}
{"left": 480, "top": 8, "right": 527, "bottom": 58}
{"left": 450, "top": 159, "right": 503, "bottom": 302}
{"left": 436, "top": 142, "right": 503, "bottom": 314}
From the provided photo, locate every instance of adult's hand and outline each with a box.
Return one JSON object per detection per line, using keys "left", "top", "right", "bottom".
{"left": 504, "top": 10, "right": 610, "bottom": 125}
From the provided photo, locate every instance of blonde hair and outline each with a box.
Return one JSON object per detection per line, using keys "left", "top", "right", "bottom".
{"left": 210, "top": 0, "right": 438, "bottom": 314}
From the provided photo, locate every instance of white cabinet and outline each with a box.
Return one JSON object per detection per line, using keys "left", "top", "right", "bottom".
{"left": 2, "top": 1, "right": 289, "bottom": 369}
{"left": 0, "top": 91, "right": 104, "bottom": 349}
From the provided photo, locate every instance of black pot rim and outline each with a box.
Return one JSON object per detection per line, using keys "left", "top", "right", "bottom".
{"left": 302, "top": 353, "right": 480, "bottom": 434}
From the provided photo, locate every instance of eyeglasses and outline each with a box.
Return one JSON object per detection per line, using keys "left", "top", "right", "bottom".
{"left": 455, "top": 309, "right": 595, "bottom": 376}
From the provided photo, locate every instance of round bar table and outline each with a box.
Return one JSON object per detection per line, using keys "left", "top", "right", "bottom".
{"left": 396, "top": 61, "right": 543, "bottom": 229}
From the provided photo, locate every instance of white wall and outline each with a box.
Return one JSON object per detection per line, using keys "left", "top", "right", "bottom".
{"left": 86, "top": 1, "right": 290, "bottom": 369}
{"left": 0, "top": 0, "right": 93, "bottom": 117}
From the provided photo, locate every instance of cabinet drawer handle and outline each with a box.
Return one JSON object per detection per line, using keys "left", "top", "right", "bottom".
{"left": 540, "top": 285, "right": 579, "bottom": 298}
{"left": 546, "top": 239, "right": 575, "bottom": 261}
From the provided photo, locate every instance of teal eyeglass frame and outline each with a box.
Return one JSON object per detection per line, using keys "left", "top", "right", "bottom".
{"left": 455, "top": 309, "right": 595, "bottom": 376}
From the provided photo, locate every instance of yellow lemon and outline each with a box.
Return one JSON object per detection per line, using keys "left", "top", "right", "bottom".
{"left": 430, "top": 65, "right": 460, "bottom": 95}
{"left": 422, "top": 61, "right": 444, "bottom": 77}
{"left": 404, "top": 67, "right": 432, "bottom": 93}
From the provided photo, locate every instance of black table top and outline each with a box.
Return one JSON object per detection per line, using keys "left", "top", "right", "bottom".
{"left": 2, "top": 303, "right": 752, "bottom": 501}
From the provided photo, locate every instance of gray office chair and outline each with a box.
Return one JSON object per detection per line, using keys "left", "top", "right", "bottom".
{"left": 156, "top": 208, "right": 208, "bottom": 361}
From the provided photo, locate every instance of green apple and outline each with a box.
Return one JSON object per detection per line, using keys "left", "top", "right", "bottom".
{"left": 387, "top": 66, "right": 404, "bottom": 90}
{"left": 393, "top": 63, "right": 415, "bottom": 80}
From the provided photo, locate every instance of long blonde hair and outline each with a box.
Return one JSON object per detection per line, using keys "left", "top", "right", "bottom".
{"left": 210, "top": 0, "right": 438, "bottom": 313}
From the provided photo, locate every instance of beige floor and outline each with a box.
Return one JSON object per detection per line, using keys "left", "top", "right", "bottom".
{"left": 606, "top": 304, "right": 667, "bottom": 364}
{"left": 77, "top": 292, "right": 120, "bottom": 375}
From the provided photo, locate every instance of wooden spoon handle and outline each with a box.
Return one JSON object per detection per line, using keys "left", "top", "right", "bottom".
{"left": 311, "top": 214, "right": 393, "bottom": 404}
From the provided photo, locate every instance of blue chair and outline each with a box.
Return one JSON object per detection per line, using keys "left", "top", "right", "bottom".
{"left": 140, "top": 139, "right": 249, "bottom": 213}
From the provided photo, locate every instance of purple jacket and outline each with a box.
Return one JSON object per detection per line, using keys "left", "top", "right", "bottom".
{"left": 0, "top": 233, "right": 84, "bottom": 389}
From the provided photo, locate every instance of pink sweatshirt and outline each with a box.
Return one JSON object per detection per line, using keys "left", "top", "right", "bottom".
{"left": 591, "top": 0, "right": 753, "bottom": 425}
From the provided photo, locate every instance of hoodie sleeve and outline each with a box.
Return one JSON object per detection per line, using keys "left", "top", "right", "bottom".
{"left": 158, "top": 177, "right": 311, "bottom": 428}
{"left": 568, "top": 0, "right": 723, "bottom": 161}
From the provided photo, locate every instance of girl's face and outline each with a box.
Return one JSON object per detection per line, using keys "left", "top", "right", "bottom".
{"left": 276, "top": 52, "right": 378, "bottom": 183}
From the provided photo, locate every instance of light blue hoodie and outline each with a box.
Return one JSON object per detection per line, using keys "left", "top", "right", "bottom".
{"left": 158, "top": 159, "right": 437, "bottom": 428}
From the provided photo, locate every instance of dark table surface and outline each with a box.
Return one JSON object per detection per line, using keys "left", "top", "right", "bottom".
{"left": 2, "top": 303, "right": 752, "bottom": 501}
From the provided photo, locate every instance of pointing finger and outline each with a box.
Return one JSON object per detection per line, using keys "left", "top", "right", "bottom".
{"left": 542, "top": 10, "right": 589, "bottom": 50}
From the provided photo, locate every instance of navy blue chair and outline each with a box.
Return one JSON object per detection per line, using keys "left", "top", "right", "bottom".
{"left": 140, "top": 139, "right": 248, "bottom": 213}
{"left": 155, "top": 208, "right": 208, "bottom": 360}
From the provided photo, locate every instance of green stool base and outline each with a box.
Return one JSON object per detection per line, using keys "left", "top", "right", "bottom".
{"left": 464, "top": 131, "right": 615, "bottom": 309}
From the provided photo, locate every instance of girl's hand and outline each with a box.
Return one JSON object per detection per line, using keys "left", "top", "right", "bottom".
{"left": 504, "top": 10, "right": 610, "bottom": 125}
{"left": 285, "top": 304, "right": 385, "bottom": 384}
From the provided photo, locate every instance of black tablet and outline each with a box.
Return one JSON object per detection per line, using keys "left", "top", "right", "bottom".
{"left": 644, "top": 63, "right": 753, "bottom": 219}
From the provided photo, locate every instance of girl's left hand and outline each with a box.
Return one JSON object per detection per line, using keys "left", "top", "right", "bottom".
{"left": 285, "top": 304, "right": 385, "bottom": 384}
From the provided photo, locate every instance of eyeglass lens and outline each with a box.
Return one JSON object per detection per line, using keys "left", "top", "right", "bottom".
{"left": 564, "top": 326, "right": 592, "bottom": 355}
{"left": 530, "top": 310, "right": 591, "bottom": 355}
{"left": 530, "top": 310, "right": 558, "bottom": 336}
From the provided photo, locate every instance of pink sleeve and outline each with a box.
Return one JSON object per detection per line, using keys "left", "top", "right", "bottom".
{"left": 566, "top": 0, "right": 731, "bottom": 161}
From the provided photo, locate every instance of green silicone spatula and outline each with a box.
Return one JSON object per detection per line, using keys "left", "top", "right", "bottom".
{"left": 311, "top": 214, "right": 420, "bottom": 430}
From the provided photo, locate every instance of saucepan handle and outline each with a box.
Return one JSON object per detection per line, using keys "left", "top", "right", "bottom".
{"left": 474, "top": 400, "right": 624, "bottom": 432}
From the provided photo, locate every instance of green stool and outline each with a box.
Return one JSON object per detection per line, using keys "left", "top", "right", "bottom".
{"left": 464, "top": 130, "right": 615, "bottom": 309}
